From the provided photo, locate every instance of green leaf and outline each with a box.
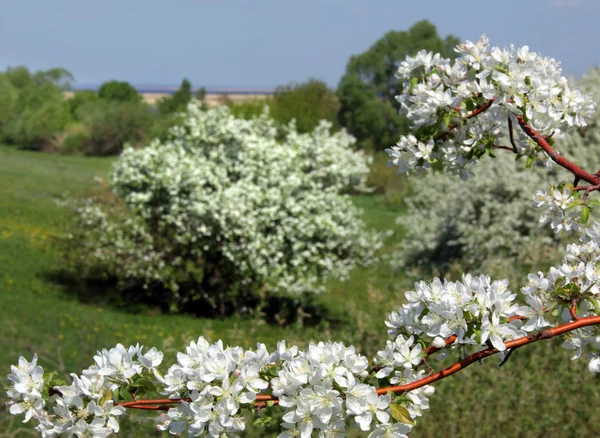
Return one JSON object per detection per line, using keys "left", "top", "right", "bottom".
{"left": 266, "top": 401, "right": 275, "bottom": 407}
{"left": 588, "top": 199, "right": 600, "bottom": 208}
{"left": 393, "top": 395, "right": 412, "bottom": 405}
{"left": 568, "top": 199, "right": 585, "bottom": 208}
{"left": 581, "top": 206, "right": 590, "bottom": 224}
{"left": 526, "top": 156, "right": 535, "bottom": 169}
{"left": 409, "top": 77, "right": 419, "bottom": 93}
{"left": 390, "top": 404, "right": 416, "bottom": 425}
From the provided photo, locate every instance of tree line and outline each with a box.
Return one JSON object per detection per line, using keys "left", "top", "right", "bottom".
{"left": 0, "top": 20, "right": 457, "bottom": 155}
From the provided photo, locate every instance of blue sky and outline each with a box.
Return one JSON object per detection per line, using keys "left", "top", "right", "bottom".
{"left": 0, "top": 0, "right": 598, "bottom": 88}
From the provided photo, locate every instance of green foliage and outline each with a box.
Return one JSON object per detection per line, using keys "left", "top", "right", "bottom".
{"left": 1, "top": 82, "right": 71, "bottom": 150}
{"left": 270, "top": 79, "right": 340, "bottom": 133}
{"left": 5, "top": 66, "right": 74, "bottom": 90}
{"left": 156, "top": 78, "right": 194, "bottom": 115}
{"left": 77, "top": 100, "right": 152, "bottom": 155}
{"left": 98, "top": 80, "right": 141, "bottom": 103}
{"left": 227, "top": 79, "right": 339, "bottom": 136}
{"left": 337, "top": 20, "right": 459, "bottom": 150}
{"left": 0, "top": 74, "right": 18, "bottom": 129}
{"left": 0, "top": 66, "right": 73, "bottom": 149}
{"left": 227, "top": 99, "right": 272, "bottom": 120}
{"left": 196, "top": 87, "right": 206, "bottom": 101}
{"left": 68, "top": 90, "right": 99, "bottom": 120}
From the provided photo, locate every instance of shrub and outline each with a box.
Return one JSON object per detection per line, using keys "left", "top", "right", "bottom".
{"left": 98, "top": 80, "right": 141, "bottom": 103}
{"left": 227, "top": 99, "right": 272, "bottom": 120}
{"left": 66, "top": 103, "right": 379, "bottom": 314}
{"left": 77, "top": 100, "right": 152, "bottom": 156}
{"left": 51, "top": 122, "right": 89, "bottom": 154}
{"left": 1, "top": 81, "right": 71, "bottom": 149}
{"left": 156, "top": 78, "right": 193, "bottom": 115}
{"left": 270, "top": 79, "right": 340, "bottom": 133}
{"left": 68, "top": 90, "right": 99, "bottom": 120}
{"left": 0, "top": 66, "right": 74, "bottom": 149}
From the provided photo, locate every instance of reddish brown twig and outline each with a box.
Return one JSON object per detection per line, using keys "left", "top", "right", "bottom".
{"left": 437, "top": 99, "right": 496, "bottom": 141}
{"left": 570, "top": 300, "right": 580, "bottom": 321}
{"left": 515, "top": 115, "right": 600, "bottom": 188}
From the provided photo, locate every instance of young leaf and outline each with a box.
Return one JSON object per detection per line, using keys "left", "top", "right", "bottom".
{"left": 588, "top": 199, "right": 600, "bottom": 208}
{"left": 526, "top": 156, "right": 535, "bottom": 169}
{"left": 568, "top": 199, "right": 585, "bottom": 208}
{"left": 581, "top": 205, "right": 590, "bottom": 224}
{"left": 390, "top": 404, "right": 416, "bottom": 425}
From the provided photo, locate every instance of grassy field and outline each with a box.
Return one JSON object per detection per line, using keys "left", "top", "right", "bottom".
{"left": 1, "top": 145, "right": 599, "bottom": 437}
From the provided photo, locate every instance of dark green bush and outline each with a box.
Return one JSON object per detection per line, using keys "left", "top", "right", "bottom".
{"left": 78, "top": 100, "right": 152, "bottom": 156}
{"left": 98, "top": 80, "right": 141, "bottom": 103}
{"left": 156, "top": 78, "right": 193, "bottom": 115}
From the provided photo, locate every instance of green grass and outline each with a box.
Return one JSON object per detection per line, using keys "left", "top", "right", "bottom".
{"left": 1, "top": 145, "right": 599, "bottom": 437}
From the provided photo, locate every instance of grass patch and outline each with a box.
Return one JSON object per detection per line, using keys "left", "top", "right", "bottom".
{"left": 0, "top": 145, "right": 599, "bottom": 437}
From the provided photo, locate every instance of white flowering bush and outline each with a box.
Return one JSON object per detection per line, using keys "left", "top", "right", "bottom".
{"left": 9, "top": 36, "right": 600, "bottom": 437}
{"left": 65, "top": 105, "right": 379, "bottom": 314}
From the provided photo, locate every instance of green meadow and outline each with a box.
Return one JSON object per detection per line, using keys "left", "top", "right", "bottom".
{"left": 1, "top": 145, "right": 599, "bottom": 437}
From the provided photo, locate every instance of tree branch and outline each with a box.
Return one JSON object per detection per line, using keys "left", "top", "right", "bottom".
{"left": 119, "top": 315, "right": 600, "bottom": 411}
{"left": 436, "top": 99, "right": 496, "bottom": 141}
{"left": 515, "top": 115, "right": 600, "bottom": 187}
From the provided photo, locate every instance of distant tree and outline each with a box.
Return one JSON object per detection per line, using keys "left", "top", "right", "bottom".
{"left": 337, "top": 20, "right": 459, "bottom": 150}
{"left": 157, "top": 78, "right": 193, "bottom": 115}
{"left": 5, "top": 66, "right": 74, "bottom": 90}
{"left": 5, "top": 66, "right": 33, "bottom": 89}
{"left": 98, "top": 80, "right": 141, "bottom": 103}
{"left": 271, "top": 79, "right": 340, "bottom": 133}
{"left": 33, "top": 67, "right": 74, "bottom": 90}
{"left": 195, "top": 87, "right": 206, "bottom": 101}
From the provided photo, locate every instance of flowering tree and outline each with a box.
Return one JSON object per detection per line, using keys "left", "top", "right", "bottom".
{"left": 6, "top": 35, "right": 600, "bottom": 437}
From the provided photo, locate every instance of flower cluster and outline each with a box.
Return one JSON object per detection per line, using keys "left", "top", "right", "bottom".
{"left": 385, "top": 274, "right": 525, "bottom": 353}
{"left": 533, "top": 185, "right": 582, "bottom": 234}
{"left": 6, "top": 345, "right": 163, "bottom": 437}
{"left": 66, "top": 104, "right": 381, "bottom": 311}
{"left": 156, "top": 337, "right": 269, "bottom": 436}
{"left": 387, "top": 34, "right": 596, "bottom": 179}
{"left": 156, "top": 337, "right": 424, "bottom": 437}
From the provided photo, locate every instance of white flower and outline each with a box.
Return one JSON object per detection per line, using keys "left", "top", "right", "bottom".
{"left": 368, "top": 422, "right": 412, "bottom": 438}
